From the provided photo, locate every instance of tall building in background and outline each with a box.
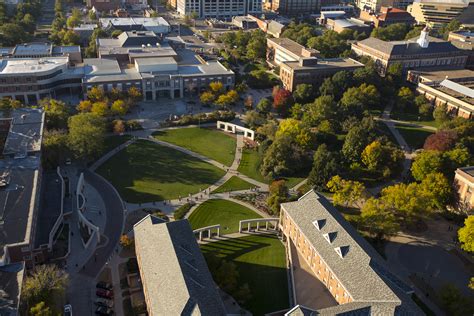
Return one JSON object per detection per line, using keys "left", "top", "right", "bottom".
{"left": 175, "top": 0, "right": 262, "bottom": 18}
{"left": 269, "top": 0, "right": 340, "bottom": 15}
{"left": 407, "top": 0, "right": 471, "bottom": 28}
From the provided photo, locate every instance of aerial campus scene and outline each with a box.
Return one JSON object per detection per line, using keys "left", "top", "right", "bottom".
{"left": 0, "top": 0, "right": 473, "bottom": 315}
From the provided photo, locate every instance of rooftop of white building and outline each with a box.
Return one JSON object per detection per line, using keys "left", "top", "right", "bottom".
{"left": 0, "top": 57, "right": 69, "bottom": 74}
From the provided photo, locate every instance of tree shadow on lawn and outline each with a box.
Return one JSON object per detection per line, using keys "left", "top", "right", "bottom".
{"left": 97, "top": 140, "right": 225, "bottom": 203}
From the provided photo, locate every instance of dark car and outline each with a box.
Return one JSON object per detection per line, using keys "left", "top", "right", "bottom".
{"left": 95, "top": 306, "right": 113, "bottom": 316}
{"left": 96, "top": 289, "right": 113, "bottom": 299}
{"left": 96, "top": 282, "right": 112, "bottom": 290}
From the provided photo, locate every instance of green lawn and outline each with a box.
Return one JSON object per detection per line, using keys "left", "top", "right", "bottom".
{"left": 189, "top": 199, "right": 261, "bottom": 234}
{"left": 212, "top": 176, "right": 255, "bottom": 193}
{"left": 153, "top": 127, "right": 236, "bottom": 166}
{"left": 238, "top": 149, "right": 268, "bottom": 184}
{"left": 201, "top": 235, "right": 289, "bottom": 315}
{"left": 395, "top": 124, "right": 434, "bottom": 149}
{"left": 390, "top": 111, "right": 440, "bottom": 129}
{"left": 97, "top": 140, "right": 225, "bottom": 203}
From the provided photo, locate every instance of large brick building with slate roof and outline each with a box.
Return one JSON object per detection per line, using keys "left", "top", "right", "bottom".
{"left": 351, "top": 27, "right": 469, "bottom": 75}
{"left": 279, "top": 190, "right": 423, "bottom": 315}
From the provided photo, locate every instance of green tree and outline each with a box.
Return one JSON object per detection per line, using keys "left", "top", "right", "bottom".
{"left": 0, "top": 23, "right": 30, "bottom": 46}
{"left": 30, "top": 301, "right": 52, "bottom": 316}
{"left": 85, "top": 28, "right": 108, "bottom": 58}
{"left": 302, "top": 95, "right": 336, "bottom": 127}
{"left": 371, "top": 23, "right": 409, "bottom": 41}
{"left": 411, "top": 150, "right": 444, "bottom": 181}
{"left": 439, "top": 19, "right": 461, "bottom": 39}
{"left": 458, "top": 216, "right": 474, "bottom": 253}
{"left": 91, "top": 101, "right": 109, "bottom": 116}
{"left": 256, "top": 120, "right": 278, "bottom": 141}
{"left": 319, "top": 70, "right": 354, "bottom": 99}
{"left": 360, "top": 198, "right": 400, "bottom": 239}
{"left": 261, "top": 135, "right": 308, "bottom": 178}
{"left": 275, "top": 118, "right": 312, "bottom": 148}
{"left": 66, "top": 8, "right": 82, "bottom": 28}
{"left": 243, "top": 110, "right": 265, "bottom": 129}
{"left": 293, "top": 83, "right": 313, "bottom": 103}
{"left": 267, "top": 180, "right": 288, "bottom": 214}
{"left": 111, "top": 99, "right": 128, "bottom": 116}
{"left": 397, "top": 86, "right": 414, "bottom": 111}
{"left": 433, "top": 103, "right": 450, "bottom": 123}
{"left": 307, "top": 144, "right": 339, "bottom": 190}
{"left": 340, "top": 83, "right": 379, "bottom": 117}
{"left": 327, "top": 175, "right": 366, "bottom": 208}
{"left": 87, "top": 86, "right": 105, "bottom": 103}
{"left": 256, "top": 98, "right": 272, "bottom": 113}
{"left": 439, "top": 283, "right": 474, "bottom": 315}
{"left": 307, "top": 30, "right": 349, "bottom": 58}
{"left": 39, "top": 98, "right": 70, "bottom": 129}
{"left": 380, "top": 182, "right": 432, "bottom": 220}
{"left": 361, "top": 140, "right": 404, "bottom": 177}
{"left": 342, "top": 125, "right": 373, "bottom": 163}
{"left": 419, "top": 172, "right": 452, "bottom": 210}
{"left": 67, "top": 113, "right": 106, "bottom": 161}
{"left": 42, "top": 129, "right": 68, "bottom": 169}
{"left": 23, "top": 265, "right": 68, "bottom": 307}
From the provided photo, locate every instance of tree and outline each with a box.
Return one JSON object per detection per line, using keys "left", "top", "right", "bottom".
{"left": 67, "top": 113, "right": 106, "bottom": 161}
{"left": 327, "top": 175, "right": 366, "bottom": 208}
{"left": 307, "top": 144, "right": 339, "bottom": 190}
{"left": 397, "top": 87, "right": 414, "bottom": 111}
{"left": 458, "top": 216, "right": 474, "bottom": 253}
{"left": 360, "top": 198, "right": 400, "bottom": 239}
{"left": 246, "top": 32, "right": 266, "bottom": 60}
{"left": 215, "top": 260, "right": 239, "bottom": 292}
{"left": 200, "top": 91, "right": 215, "bottom": 105}
{"left": 77, "top": 100, "right": 93, "bottom": 112}
{"left": 113, "top": 120, "right": 126, "bottom": 134}
{"left": 42, "top": 129, "right": 68, "bottom": 169}
{"left": 386, "top": 62, "right": 403, "bottom": 85}
{"left": 361, "top": 140, "right": 404, "bottom": 177}
{"left": 340, "top": 83, "right": 379, "bottom": 117}
{"left": 66, "top": 8, "right": 82, "bottom": 28}
{"left": 439, "top": 283, "right": 474, "bottom": 315}
{"left": 30, "top": 301, "right": 52, "bottom": 316}
{"left": 209, "top": 81, "right": 224, "bottom": 95}
{"left": 91, "top": 101, "right": 109, "bottom": 116}
{"left": 261, "top": 135, "right": 309, "bottom": 178}
{"left": 256, "top": 98, "right": 272, "bottom": 113}
{"left": 370, "top": 23, "right": 409, "bottom": 41}
{"left": 127, "top": 86, "right": 142, "bottom": 103}
{"left": 419, "top": 172, "right": 452, "bottom": 210}
{"left": 85, "top": 27, "right": 108, "bottom": 58}
{"left": 120, "top": 234, "right": 133, "bottom": 248}
{"left": 39, "top": 98, "right": 70, "bottom": 129}
{"left": 439, "top": 19, "right": 461, "bottom": 39}
{"left": 111, "top": 99, "right": 128, "bottom": 116}
{"left": 306, "top": 30, "right": 349, "bottom": 58}
{"left": 380, "top": 182, "right": 432, "bottom": 219}
{"left": 88, "top": 10, "right": 97, "bottom": 21}
{"left": 243, "top": 110, "right": 265, "bottom": 129}
{"left": 272, "top": 87, "right": 293, "bottom": 115}
{"left": 342, "top": 125, "right": 373, "bottom": 163}
{"left": 293, "top": 83, "right": 313, "bottom": 103}
{"left": 411, "top": 150, "right": 444, "bottom": 181}
{"left": 433, "top": 103, "right": 450, "bottom": 123}
{"left": 23, "top": 265, "right": 68, "bottom": 306}
{"left": 0, "top": 23, "right": 29, "bottom": 46}
{"left": 302, "top": 95, "right": 336, "bottom": 127}
{"left": 423, "top": 130, "right": 458, "bottom": 152}
{"left": 275, "top": 118, "right": 312, "bottom": 148}
{"left": 87, "top": 86, "right": 105, "bottom": 103}
{"left": 215, "top": 90, "right": 238, "bottom": 108}
{"left": 320, "top": 70, "right": 354, "bottom": 99}
{"left": 267, "top": 180, "right": 288, "bottom": 214}
{"left": 256, "top": 120, "right": 278, "bottom": 141}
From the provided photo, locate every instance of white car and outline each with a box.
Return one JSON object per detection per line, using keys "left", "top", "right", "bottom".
{"left": 64, "top": 304, "right": 72, "bottom": 316}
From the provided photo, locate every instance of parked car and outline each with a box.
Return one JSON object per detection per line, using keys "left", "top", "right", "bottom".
{"left": 95, "top": 306, "right": 113, "bottom": 316}
{"left": 96, "top": 289, "right": 113, "bottom": 299}
{"left": 96, "top": 282, "right": 112, "bottom": 290}
{"left": 95, "top": 298, "right": 113, "bottom": 307}
{"left": 64, "top": 304, "right": 72, "bottom": 316}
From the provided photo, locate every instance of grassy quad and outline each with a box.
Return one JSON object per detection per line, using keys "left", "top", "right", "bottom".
{"left": 188, "top": 199, "right": 261, "bottom": 234}
{"left": 238, "top": 149, "right": 268, "bottom": 183}
{"left": 97, "top": 140, "right": 225, "bottom": 203}
{"left": 394, "top": 124, "right": 434, "bottom": 149}
{"left": 153, "top": 127, "right": 236, "bottom": 166}
{"left": 201, "top": 234, "right": 289, "bottom": 315}
{"left": 212, "top": 176, "right": 255, "bottom": 193}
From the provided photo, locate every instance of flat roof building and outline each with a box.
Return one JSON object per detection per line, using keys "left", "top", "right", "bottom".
{"left": 0, "top": 108, "right": 45, "bottom": 268}
{"left": 267, "top": 38, "right": 363, "bottom": 91}
{"left": 407, "top": 0, "right": 471, "bottom": 28}
{"left": 359, "top": 6, "right": 415, "bottom": 27}
{"left": 352, "top": 28, "right": 469, "bottom": 75}
{"left": 408, "top": 68, "right": 474, "bottom": 118}
{"left": 174, "top": 0, "right": 262, "bottom": 18}
{"left": 455, "top": 166, "right": 474, "bottom": 210}
{"left": 99, "top": 17, "right": 170, "bottom": 34}
{"left": 134, "top": 216, "right": 226, "bottom": 316}
{"left": 448, "top": 30, "right": 474, "bottom": 69}
{"left": 279, "top": 190, "right": 422, "bottom": 314}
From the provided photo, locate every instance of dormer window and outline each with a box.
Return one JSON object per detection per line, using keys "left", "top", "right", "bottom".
{"left": 312, "top": 219, "right": 326, "bottom": 230}
{"left": 335, "top": 245, "right": 350, "bottom": 258}
{"left": 323, "top": 231, "right": 337, "bottom": 243}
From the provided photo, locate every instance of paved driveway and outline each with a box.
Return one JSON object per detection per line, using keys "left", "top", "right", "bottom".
{"left": 80, "top": 170, "right": 125, "bottom": 278}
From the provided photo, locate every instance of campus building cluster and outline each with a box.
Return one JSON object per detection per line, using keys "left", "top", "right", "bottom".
{"left": 0, "top": 32, "right": 234, "bottom": 105}
{"left": 267, "top": 37, "right": 364, "bottom": 91}
{"left": 170, "top": 0, "right": 262, "bottom": 18}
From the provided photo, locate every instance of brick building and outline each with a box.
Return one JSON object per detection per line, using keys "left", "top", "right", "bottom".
{"left": 455, "top": 166, "right": 474, "bottom": 211}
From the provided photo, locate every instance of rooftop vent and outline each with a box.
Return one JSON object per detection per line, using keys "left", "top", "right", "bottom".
{"left": 323, "top": 231, "right": 337, "bottom": 244}
{"left": 141, "top": 44, "right": 146, "bottom": 48}
{"left": 147, "top": 43, "right": 151, "bottom": 47}
{"left": 312, "top": 219, "right": 326, "bottom": 231}
{"left": 335, "top": 245, "right": 350, "bottom": 258}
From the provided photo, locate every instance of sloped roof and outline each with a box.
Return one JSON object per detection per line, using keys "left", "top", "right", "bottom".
{"left": 133, "top": 217, "right": 226, "bottom": 316}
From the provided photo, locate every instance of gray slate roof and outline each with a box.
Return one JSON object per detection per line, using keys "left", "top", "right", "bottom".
{"left": 281, "top": 191, "right": 423, "bottom": 315}
{"left": 133, "top": 216, "right": 226, "bottom": 316}
{"left": 357, "top": 36, "right": 464, "bottom": 57}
